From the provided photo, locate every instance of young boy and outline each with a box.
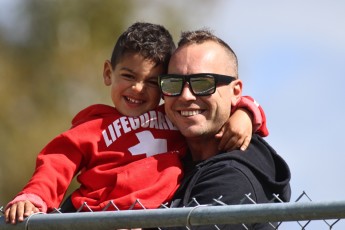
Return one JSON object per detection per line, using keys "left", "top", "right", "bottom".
{"left": 5, "top": 22, "right": 268, "bottom": 224}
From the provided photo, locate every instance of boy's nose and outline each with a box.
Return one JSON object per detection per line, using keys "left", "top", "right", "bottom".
{"left": 132, "top": 82, "right": 145, "bottom": 92}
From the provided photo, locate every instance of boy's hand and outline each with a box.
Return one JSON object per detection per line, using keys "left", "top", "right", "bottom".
{"left": 216, "top": 108, "right": 253, "bottom": 151}
{"left": 5, "top": 200, "right": 39, "bottom": 224}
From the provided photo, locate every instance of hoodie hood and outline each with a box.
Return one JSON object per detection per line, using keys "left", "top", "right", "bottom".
{"left": 71, "top": 104, "right": 119, "bottom": 128}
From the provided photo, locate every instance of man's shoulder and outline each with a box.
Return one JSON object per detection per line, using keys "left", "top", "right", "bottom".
{"left": 199, "top": 135, "right": 271, "bottom": 167}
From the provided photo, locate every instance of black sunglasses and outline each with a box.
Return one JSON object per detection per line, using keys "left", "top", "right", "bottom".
{"left": 158, "top": 73, "right": 236, "bottom": 96}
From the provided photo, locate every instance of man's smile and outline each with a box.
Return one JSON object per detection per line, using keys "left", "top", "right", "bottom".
{"left": 180, "top": 110, "right": 204, "bottom": 117}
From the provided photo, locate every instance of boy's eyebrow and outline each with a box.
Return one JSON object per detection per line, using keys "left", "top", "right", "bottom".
{"left": 120, "top": 67, "right": 135, "bottom": 74}
{"left": 120, "top": 67, "right": 158, "bottom": 80}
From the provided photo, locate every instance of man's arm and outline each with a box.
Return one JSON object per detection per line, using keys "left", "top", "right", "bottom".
{"left": 166, "top": 158, "right": 273, "bottom": 230}
{"left": 183, "top": 161, "right": 256, "bottom": 208}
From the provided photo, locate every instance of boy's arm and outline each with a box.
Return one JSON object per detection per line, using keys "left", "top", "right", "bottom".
{"left": 5, "top": 134, "right": 83, "bottom": 224}
{"left": 234, "top": 96, "right": 268, "bottom": 137}
{"left": 217, "top": 96, "right": 268, "bottom": 151}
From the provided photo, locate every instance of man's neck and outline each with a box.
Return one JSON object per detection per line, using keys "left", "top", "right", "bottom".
{"left": 186, "top": 137, "right": 219, "bottom": 162}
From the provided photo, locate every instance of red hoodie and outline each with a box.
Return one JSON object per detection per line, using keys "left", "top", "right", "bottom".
{"left": 7, "top": 96, "right": 268, "bottom": 212}
{"left": 13, "top": 104, "right": 186, "bottom": 212}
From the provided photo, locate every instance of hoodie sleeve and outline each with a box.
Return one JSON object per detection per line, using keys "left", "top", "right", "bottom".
{"left": 232, "top": 96, "right": 269, "bottom": 137}
{"left": 5, "top": 193, "right": 47, "bottom": 212}
{"left": 166, "top": 159, "right": 277, "bottom": 229}
{"left": 165, "top": 165, "right": 258, "bottom": 230}
{"left": 182, "top": 161, "right": 258, "bottom": 207}
{"left": 8, "top": 134, "right": 84, "bottom": 212}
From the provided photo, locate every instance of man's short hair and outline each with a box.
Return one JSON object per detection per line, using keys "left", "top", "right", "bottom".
{"left": 177, "top": 29, "right": 238, "bottom": 76}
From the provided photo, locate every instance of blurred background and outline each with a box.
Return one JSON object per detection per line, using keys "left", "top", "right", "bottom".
{"left": 1, "top": 0, "right": 345, "bottom": 228}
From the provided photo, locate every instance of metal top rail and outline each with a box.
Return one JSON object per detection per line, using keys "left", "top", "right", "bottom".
{"left": 1, "top": 200, "right": 345, "bottom": 229}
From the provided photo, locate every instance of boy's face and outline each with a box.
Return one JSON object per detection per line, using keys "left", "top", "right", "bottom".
{"left": 103, "top": 52, "right": 163, "bottom": 117}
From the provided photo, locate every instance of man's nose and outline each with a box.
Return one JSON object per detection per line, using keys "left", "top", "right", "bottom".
{"left": 180, "top": 82, "right": 196, "bottom": 100}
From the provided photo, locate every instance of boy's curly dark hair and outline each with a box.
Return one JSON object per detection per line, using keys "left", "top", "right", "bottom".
{"left": 110, "top": 22, "right": 175, "bottom": 72}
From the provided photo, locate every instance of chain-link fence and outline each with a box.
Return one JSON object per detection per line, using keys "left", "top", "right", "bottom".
{"left": 1, "top": 191, "right": 345, "bottom": 229}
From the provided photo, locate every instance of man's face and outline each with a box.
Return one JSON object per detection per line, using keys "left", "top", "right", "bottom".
{"left": 103, "top": 52, "right": 163, "bottom": 117}
{"left": 164, "top": 41, "right": 241, "bottom": 139}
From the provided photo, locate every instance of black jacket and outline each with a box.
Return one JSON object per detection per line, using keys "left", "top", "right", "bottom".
{"left": 163, "top": 134, "right": 291, "bottom": 230}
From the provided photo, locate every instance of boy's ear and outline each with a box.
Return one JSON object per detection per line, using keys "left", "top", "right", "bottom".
{"left": 103, "top": 60, "right": 113, "bottom": 86}
{"left": 231, "top": 79, "right": 243, "bottom": 106}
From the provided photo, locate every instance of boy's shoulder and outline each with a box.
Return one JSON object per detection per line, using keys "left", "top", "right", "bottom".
{"left": 71, "top": 104, "right": 118, "bottom": 128}
{"left": 70, "top": 104, "right": 166, "bottom": 128}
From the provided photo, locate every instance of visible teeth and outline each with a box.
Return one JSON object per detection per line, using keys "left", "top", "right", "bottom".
{"left": 126, "top": 97, "right": 142, "bottom": 104}
{"left": 181, "top": 110, "right": 202, "bottom": 116}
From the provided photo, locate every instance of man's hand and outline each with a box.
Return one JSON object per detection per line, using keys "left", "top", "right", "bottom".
{"left": 5, "top": 200, "right": 39, "bottom": 224}
{"left": 216, "top": 108, "right": 253, "bottom": 151}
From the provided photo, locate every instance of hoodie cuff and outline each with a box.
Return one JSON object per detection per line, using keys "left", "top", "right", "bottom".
{"left": 5, "top": 193, "right": 48, "bottom": 213}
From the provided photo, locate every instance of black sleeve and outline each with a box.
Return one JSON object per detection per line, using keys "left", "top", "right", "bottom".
{"left": 161, "top": 161, "right": 273, "bottom": 230}
{"left": 188, "top": 161, "right": 256, "bottom": 230}
{"left": 189, "top": 161, "right": 256, "bottom": 206}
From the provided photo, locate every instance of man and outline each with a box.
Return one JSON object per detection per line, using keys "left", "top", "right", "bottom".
{"left": 159, "top": 29, "right": 291, "bottom": 229}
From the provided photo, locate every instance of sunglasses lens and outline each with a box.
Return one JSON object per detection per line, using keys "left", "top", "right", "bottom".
{"left": 190, "top": 76, "right": 215, "bottom": 95}
{"left": 160, "top": 77, "right": 183, "bottom": 96}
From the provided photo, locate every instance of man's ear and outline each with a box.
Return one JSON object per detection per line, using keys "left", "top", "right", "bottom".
{"left": 103, "top": 60, "right": 113, "bottom": 86}
{"left": 231, "top": 79, "right": 243, "bottom": 106}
